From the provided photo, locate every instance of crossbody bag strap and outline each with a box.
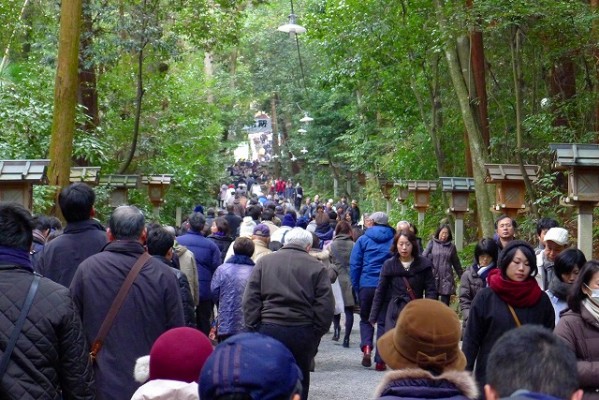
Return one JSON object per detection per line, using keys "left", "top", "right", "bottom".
{"left": 507, "top": 304, "right": 522, "bottom": 327}
{"left": 0, "top": 274, "right": 41, "bottom": 380}
{"left": 89, "top": 252, "right": 151, "bottom": 362}
{"left": 402, "top": 277, "right": 417, "bottom": 301}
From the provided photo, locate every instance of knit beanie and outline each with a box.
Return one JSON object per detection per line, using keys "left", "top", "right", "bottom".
{"left": 149, "top": 327, "right": 213, "bottom": 383}
{"left": 282, "top": 214, "right": 296, "bottom": 228}
{"left": 239, "top": 216, "right": 257, "bottom": 238}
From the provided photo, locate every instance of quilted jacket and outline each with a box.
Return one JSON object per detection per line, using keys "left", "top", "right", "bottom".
{"left": 0, "top": 265, "right": 94, "bottom": 399}
{"left": 176, "top": 231, "right": 221, "bottom": 302}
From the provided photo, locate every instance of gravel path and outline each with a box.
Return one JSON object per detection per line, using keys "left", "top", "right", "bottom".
{"left": 309, "top": 317, "right": 386, "bottom": 400}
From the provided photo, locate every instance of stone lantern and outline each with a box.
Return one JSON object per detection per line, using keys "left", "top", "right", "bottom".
{"left": 440, "top": 177, "right": 475, "bottom": 251}
{"left": 394, "top": 181, "right": 410, "bottom": 214}
{"left": 70, "top": 167, "right": 101, "bottom": 186}
{"left": 550, "top": 143, "right": 599, "bottom": 259}
{"left": 0, "top": 159, "right": 49, "bottom": 210}
{"left": 408, "top": 180, "right": 437, "bottom": 226}
{"left": 99, "top": 175, "right": 140, "bottom": 207}
{"left": 484, "top": 164, "right": 539, "bottom": 218}
{"left": 379, "top": 178, "right": 395, "bottom": 214}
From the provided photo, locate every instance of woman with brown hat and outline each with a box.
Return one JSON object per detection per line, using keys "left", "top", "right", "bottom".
{"left": 462, "top": 240, "right": 555, "bottom": 393}
{"left": 374, "top": 299, "right": 478, "bottom": 399}
{"left": 368, "top": 230, "right": 437, "bottom": 371}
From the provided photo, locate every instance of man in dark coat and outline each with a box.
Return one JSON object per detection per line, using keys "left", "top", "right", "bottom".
{"left": 0, "top": 202, "right": 94, "bottom": 399}
{"left": 243, "top": 227, "right": 334, "bottom": 400}
{"left": 36, "top": 183, "right": 107, "bottom": 287}
{"left": 177, "top": 212, "right": 221, "bottom": 335}
{"left": 224, "top": 204, "right": 242, "bottom": 238}
{"left": 70, "top": 205, "right": 184, "bottom": 400}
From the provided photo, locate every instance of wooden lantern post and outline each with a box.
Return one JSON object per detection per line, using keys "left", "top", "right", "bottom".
{"left": 0, "top": 160, "right": 49, "bottom": 211}
{"left": 99, "top": 175, "right": 140, "bottom": 207}
{"left": 143, "top": 175, "right": 173, "bottom": 218}
{"left": 70, "top": 167, "right": 101, "bottom": 186}
{"left": 408, "top": 180, "right": 437, "bottom": 226}
{"left": 394, "top": 181, "right": 410, "bottom": 214}
{"left": 550, "top": 143, "right": 599, "bottom": 259}
{"left": 440, "top": 177, "right": 475, "bottom": 251}
{"left": 484, "top": 164, "right": 539, "bottom": 219}
{"left": 379, "top": 178, "right": 395, "bottom": 215}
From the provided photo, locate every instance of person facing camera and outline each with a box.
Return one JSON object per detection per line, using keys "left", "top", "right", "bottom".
{"left": 373, "top": 299, "right": 478, "bottom": 400}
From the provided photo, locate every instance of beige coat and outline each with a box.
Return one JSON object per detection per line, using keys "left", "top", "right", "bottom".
{"left": 175, "top": 243, "right": 199, "bottom": 305}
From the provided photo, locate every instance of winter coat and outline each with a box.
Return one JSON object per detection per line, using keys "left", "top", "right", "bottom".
{"left": 176, "top": 231, "right": 221, "bottom": 302}
{"left": 369, "top": 255, "right": 437, "bottom": 329}
{"left": 152, "top": 256, "right": 196, "bottom": 328}
{"left": 211, "top": 255, "right": 255, "bottom": 336}
{"left": 309, "top": 249, "right": 339, "bottom": 283}
{"left": 29, "top": 229, "right": 46, "bottom": 270}
{"left": 70, "top": 241, "right": 185, "bottom": 400}
{"left": 224, "top": 212, "right": 242, "bottom": 238}
{"left": 243, "top": 243, "right": 334, "bottom": 337}
{"left": 458, "top": 263, "right": 496, "bottom": 327}
{"left": 329, "top": 234, "right": 356, "bottom": 307}
{"left": 0, "top": 266, "right": 94, "bottom": 400}
{"left": 36, "top": 219, "right": 107, "bottom": 287}
{"left": 546, "top": 276, "right": 570, "bottom": 325}
{"left": 207, "top": 234, "right": 234, "bottom": 264}
{"left": 251, "top": 239, "right": 272, "bottom": 262}
{"left": 423, "top": 238, "right": 463, "bottom": 296}
{"left": 350, "top": 224, "right": 396, "bottom": 291}
{"left": 373, "top": 368, "right": 479, "bottom": 400}
{"left": 536, "top": 251, "right": 555, "bottom": 290}
{"left": 462, "top": 287, "right": 555, "bottom": 392}
{"left": 554, "top": 305, "right": 599, "bottom": 398}
{"left": 131, "top": 380, "right": 198, "bottom": 400}
{"left": 174, "top": 244, "right": 199, "bottom": 305}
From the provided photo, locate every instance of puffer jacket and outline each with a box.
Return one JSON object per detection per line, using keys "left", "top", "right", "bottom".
{"left": 207, "top": 234, "right": 234, "bottom": 264}
{"left": 0, "top": 265, "right": 94, "bottom": 399}
{"left": 554, "top": 304, "right": 599, "bottom": 398}
{"left": 374, "top": 368, "right": 478, "bottom": 400}
{"left": 423, "top": 238, "right": 462, "bottom": 296}
{"left": 458, "top": 263, "right": 496, "bottom": 327}
{"left": 176, "top": 231, "right": 221, "bottom": 302}
{"left": 131, "top": 380, "right": 198, "bottom": 400}
{"left": 211, "top": 255, "right": 255, "bottom": 336}
{"left": 350, "top": 224, "right": 396, "bottom": 290}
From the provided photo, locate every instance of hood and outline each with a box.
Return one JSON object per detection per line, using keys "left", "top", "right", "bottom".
{"left": 374, "top": 368, "right": 479, "bottom": 399}
{"left": 433, "top": 237, "right": 453, "bottom": 246}
{"left": 131, "top": 380, "right": 199, "bottom": 400}
{"left": 173, "top": 243, "right": 188, "bottom": 257}
{"left": 365, "top": 225, "right": 395, "bottom": 244}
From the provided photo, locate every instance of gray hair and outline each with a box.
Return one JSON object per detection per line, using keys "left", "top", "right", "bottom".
{"left": 285, "top": 227, "right": 313, "bottom": 249}
{"left": 109, "top": 206, "right": 145, "bottom": 240}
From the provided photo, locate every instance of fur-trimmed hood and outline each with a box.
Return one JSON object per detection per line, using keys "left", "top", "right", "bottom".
{"left": 374, "top": 368, "right": 479, "bottom": 399}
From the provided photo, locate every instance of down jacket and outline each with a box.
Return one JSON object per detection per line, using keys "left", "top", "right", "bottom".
{"left": 554, "top": 305, "right": 599, "bottom": 398}
{"left": 210, "top": 255, "right": 255, "bottom": 336}
{"left": 0, "top": 265, "right": 94, "bottom": 399}
{"left": 329, "top": 234, "right": 355, "bottom": 307}
{"left": 369, "top": 255, "right": 437, "bottom": 329}
{"left": 423, "top": 238, "right": 463, "bottom": 296}
{"left": 458, "top": 263, "right": 496, "bottom": 327}
{"left": 350, "top": 224, "right": 395, "bottom": 290}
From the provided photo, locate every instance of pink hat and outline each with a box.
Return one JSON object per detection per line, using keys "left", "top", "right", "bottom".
{"left": 149, "top": 327, "right": 213, "bottom": 383}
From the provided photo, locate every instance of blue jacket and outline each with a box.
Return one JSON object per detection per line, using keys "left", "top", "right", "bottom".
{"left": 211, "top": 255, "right": 255, "bottom": 336}
{"left": 176, "top": 230, "right": 221, "bottom": 301}
{"left": 350, "top": 224, "right": 395, "bottom": 290}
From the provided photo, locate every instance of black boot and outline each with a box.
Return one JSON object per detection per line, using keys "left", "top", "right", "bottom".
{"left": 332, "top": 327, "right": 340, "bottom": 341}
{"left": 332, "top": 314, "right": 341, "bottom": 341}
{"left": 342, "top": 336, "right": 350, "bottom": 348}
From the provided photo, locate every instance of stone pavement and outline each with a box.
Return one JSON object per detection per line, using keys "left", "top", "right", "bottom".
{"left": 309, "top": 317, "right": 386, "bottom": 400}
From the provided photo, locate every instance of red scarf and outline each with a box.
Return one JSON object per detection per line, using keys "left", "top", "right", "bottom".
{"left": 487, "top": 268, "right": 542, "bottom": 308}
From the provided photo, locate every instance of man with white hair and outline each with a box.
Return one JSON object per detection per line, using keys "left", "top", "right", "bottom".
{"left": 243, "top": 227, "right": 334, "bottom": 400}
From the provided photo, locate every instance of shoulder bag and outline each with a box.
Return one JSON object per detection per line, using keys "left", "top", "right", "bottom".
{"left": 0, "top": 274, "right": 41, "bottom": 380}
{"left": 89, "top": 252, "right": 151, "bottom": 363}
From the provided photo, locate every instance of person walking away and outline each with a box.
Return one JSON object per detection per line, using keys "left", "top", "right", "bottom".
{"left": 70, "top": 205, "right": 184, "bottom": 399}
{"left": 368, "top": 230, "right": 437, "bottom": 371}
{"left": 211, "top": 237, "right": 255, "bottom": 342}
{"left": 546, "top": 248, "right": 586, "bottom": 325}
{"left": 243, "top": 228, "right": 334, "bottom": 400}
{"left": 0, "top": 202, "right": 94, "bottom": 399}
{"left": 461, "top": 240, "right": 555, "bottom": 394}
{"left": 350, "top": 212, "right": 395, "bottom": 370}
{"left": 554, "top": 260, "right": 599, "bottom": 397}
{"left": 423, "top": 224, "right": 463, "bottom": 306}
{"left": 374, "top": 299, "right": 478, "bottom": 400}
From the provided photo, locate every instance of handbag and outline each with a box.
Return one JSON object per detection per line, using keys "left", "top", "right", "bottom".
{"left": 0, "top": 275, "right": 41, "bottom": 380}
{"left": 89, "top": 252, "right": 150, "bottom": 364}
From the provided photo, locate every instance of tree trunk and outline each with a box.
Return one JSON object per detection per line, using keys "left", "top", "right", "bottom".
{"left": 204, "top": 52, "right": 214, "bottom": 103}
{"left": 270, "top": 93, "right": 281, "bottom": 178}
{"left": 0, "top": 0, "right": 31, "bottom": 73}
{"left": 434, "top": 0, "right": 494, "bottom": 237}
{"left": 510, "top": 25, "right": 539, "bottom": 219}
{"left": 78, "top": 0, "right": 100, "bottom": 141}
{"left": 592, "top": 0, "right": 599, "bottom": 136}
{"left": 48, "top": 0, "right": 83, "bottom": 218}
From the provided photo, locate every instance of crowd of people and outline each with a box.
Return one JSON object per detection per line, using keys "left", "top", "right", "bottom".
{"left": 0, "top": 174, "right": 596, "bottom": 400}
